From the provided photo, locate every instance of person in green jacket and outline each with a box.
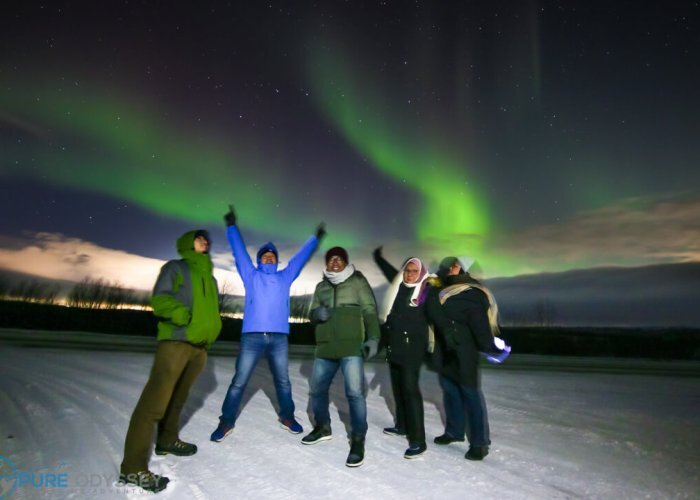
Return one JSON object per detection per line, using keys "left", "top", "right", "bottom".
{"left": 301, "top": 246, "right": 381, "bottom": 468}
{"left": 120, "top": 230, "right": 222, "bottom": 493}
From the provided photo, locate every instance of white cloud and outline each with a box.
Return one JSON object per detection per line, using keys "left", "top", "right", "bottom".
{"left": 2, "top": 194, "right": 698, "bottom": 293}
{"left": 489, "top": 194, "right": 700, "bottom": 275}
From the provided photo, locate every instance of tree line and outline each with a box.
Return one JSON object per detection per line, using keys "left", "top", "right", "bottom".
{"left": 0, "top": 275, "right": 313, "bottom": 319}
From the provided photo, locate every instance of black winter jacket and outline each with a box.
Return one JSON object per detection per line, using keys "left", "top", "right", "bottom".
{"left": 374, "top": 253, "right": 430, "bottom": 369}
{"left": 425, "top": 276, "right": 494, "bottom": 388}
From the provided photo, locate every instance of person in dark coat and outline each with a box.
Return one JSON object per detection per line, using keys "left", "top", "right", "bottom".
{"left": 425, "top": 256, "right": 510, "bottom": 461}
{"left": 373, "top": 247, "right": 433, "bottom": 459}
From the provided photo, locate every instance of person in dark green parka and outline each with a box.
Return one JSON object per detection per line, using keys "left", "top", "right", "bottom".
{"left": 301, "top": 246, "right": 381, "bottom": 468}
{"left": 120, "top": 230, "right": 222, "bottom": 493}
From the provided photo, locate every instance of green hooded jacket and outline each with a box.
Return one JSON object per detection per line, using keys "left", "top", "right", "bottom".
{"left": 309, "top": 270, "right": 381, "bottom": 359}
{"left": 151, "top": 231, "right": 222, "bottom": 348}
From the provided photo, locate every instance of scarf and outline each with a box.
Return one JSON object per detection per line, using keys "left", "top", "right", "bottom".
{"left": 323, "top": 264, "right": 355, "bottom": 285}
{"left": 438, "top": 280, "right": 501, "bottom": 337}
{"left": 379, "top": 257, "right": 432, "bottom": 323}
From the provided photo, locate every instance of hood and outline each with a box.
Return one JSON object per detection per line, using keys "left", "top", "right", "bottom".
{"left": 176, "top": 230, "right": 199, "bottom": 256}
{"left": 175, "top": 230, "right": 213, "bottom": 272}
{"left": 256, "top": 242, "right": 279, "bottom": 271}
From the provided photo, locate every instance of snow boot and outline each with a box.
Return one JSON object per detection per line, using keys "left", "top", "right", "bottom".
{"left": 404, "top": 442, "right": 427, "bottom": 459}
{"left": 155, "top": 439, "right": 197, "bottom": 456}
{"left": 301, "top": 424, "right": 332, "bottom": 445}
{"left": 346, "top": 435, "right": 365, "bottom": 467}
{"left": 465, "top": 446, "right": 489, "bottom": 461}
{"left": 434, "top": 433, "right": 465, "bottom": 445}
{"left": 119, "top": 470, "right": 169, "bottom": 493}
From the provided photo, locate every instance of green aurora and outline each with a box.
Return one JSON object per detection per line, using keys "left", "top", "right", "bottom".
{"left": 1, "top": 83, "right": 359, "bottom": 246}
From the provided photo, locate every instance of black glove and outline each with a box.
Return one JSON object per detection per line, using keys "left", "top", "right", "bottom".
{"left": 311, "top": 305, "right": 331, "bottom": 322}
{"left": 372, "top": 246, "right": 383, "bottom": 260}
{"left": 224, "top": 205, "right": 237, "bottom": 227}
{"left": 315, "top": 222, "right": 327, "bottom": 240}
{"left": 362, "top": 338, "right": 379, "bottom": 360}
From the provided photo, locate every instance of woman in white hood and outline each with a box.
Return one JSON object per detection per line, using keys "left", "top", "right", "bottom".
{"left": 373, "top": 247, "right": 434, "bottom": 459}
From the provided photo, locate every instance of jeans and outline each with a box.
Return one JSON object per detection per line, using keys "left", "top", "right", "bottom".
{"left": 309, "top": 356, "right": 367, "bottom": 437}
{"left": 219, "top": 332, "right": 295, "bottom": 425}
{"left": 439, "top": 374, "right": 490, "bottom": 447}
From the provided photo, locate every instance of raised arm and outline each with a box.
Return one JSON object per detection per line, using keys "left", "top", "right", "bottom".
{"left": 372, "top": 246, "right": 398, "bottom": 283}
{"left": 224, "top": 206, "right": 255, "bottom": 282}
{"left": 283, "top": 223, "right": 325, "bottom": 281}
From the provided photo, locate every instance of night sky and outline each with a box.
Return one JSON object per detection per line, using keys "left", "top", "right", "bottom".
{"left": 1, "top": 1, "right": 699, "bottom": 293}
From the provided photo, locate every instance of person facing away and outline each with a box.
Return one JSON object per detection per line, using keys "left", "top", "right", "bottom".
{"left": 301, "top": 246, "right": 381, "bottom": 468}
{"left": 373, "top": 246, "right": 433, "bottom": 459}
{"left": 424, "top": 256, "right": 510, "bottom": 462}
{"left": 120, "top": 230, "right": 222, "bottom": 493}
{"left": 211, "top": 205, "right": 325, "bottom": 442}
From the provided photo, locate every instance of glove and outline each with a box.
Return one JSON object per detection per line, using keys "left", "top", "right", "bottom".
{"left": 372, "top": 246, "right": 383, "bottom": 260}
{"left": 362, "top": 338, "right": 379, "bottom": 360}
{"left": 223, "top": 205, "right": 237, "bottom": 227}
{"left": 482, "top": 337, "right": 511, "bottom": 364}
{"left": 315, "top": 222, "right": 327, "bottom": 240}
{"left": 311, "top": 305, "right": 331, "bottom": 322}
{"left": 172, "top": 307, "right": 192, "bottom": 326}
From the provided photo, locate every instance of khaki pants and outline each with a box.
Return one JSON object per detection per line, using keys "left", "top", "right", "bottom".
{"left": 121, "top": 341, "right": 207, "bottom": 474}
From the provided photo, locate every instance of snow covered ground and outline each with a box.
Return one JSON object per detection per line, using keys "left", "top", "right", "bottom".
{"left": 1, "top": 339, "right": 699, "bottom": 499}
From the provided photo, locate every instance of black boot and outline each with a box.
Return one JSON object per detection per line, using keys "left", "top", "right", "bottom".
{"left": 434, "top": 433, "right": 465, "bottom": 445}
{"left": 301, "top": 424, "right": 332, "bottom": 445}
{"left": 404, "top": 442, "right": 427, "bottom": 459}
{"left": 465, "top": 446, "right": 489, "bottom": 461}
{"left": 346, "top": 435, "right": 365, "bottom": 467}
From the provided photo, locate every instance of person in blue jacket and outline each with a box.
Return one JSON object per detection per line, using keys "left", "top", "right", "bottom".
{"left": 211, "top": 205, "right": 325, "bottom": 442}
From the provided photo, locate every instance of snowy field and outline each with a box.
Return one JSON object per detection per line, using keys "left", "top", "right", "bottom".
{"left": 1, "top": 339, "right": 699, "bottom": 499}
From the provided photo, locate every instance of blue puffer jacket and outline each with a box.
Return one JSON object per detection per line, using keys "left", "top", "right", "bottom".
{"left": 227, "top": 225, "right": 319, "bottom": 334}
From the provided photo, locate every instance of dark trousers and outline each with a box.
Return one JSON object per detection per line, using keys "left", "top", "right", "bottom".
{"left": 121, "top": 341, "right": 207, "bottom": 474}
{"left": 389, "top": 362, "right": 425, "bottom": 446}
{"left": 439, "top": 374, "right": 490, "bottom": 447}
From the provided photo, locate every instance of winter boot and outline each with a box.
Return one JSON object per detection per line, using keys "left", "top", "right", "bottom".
{"left": 404, "top": 442, "right": 427, "bottom": 459}
{"left": 301, "top": 424, "right": 332, "bottom": 445}
{"left": 465, "top": 446, "right": 489, "bottom": 461}
{"left": 346, "top": 435, "right": 365, "bottom": 467}
{"left": 119, "top": 470, "right": 169, "bottom": 493}
{"left": 434, "top": 433, "right": 465, "bottom": 445}
{"left": 155, "top": 439, "right": 197, "bottom": 456}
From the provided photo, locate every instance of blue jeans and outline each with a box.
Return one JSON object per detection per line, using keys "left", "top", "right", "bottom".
{"left": 439, "top": 374, "right": 490, "bottom": 447}
{"left": 309, "top": 356, "right": 367, "bottom": 437}
{"left": 219, "top": 333, "right": 295, "bottom": 425}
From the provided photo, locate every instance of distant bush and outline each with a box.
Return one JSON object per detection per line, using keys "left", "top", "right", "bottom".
{"left": 67, "top": 277, "right": 138, "bottom": 309}
{"left": 9, "top": 279, "right": 61, "bottom": 304}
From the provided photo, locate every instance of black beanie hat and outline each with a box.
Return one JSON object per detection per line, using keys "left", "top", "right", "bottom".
{"left": 256, "top": 242, "right": 278, "bottom": 262}
{"left": 325, "top": 246, "right": 349, "bottom": 263}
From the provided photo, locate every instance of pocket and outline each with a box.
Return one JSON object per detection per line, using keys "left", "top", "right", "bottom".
{"left": 334, "top": 307, "right": 363, "bottom": 341}
{"left": 315, "top": 323, "right": 331, "bottom": 344}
